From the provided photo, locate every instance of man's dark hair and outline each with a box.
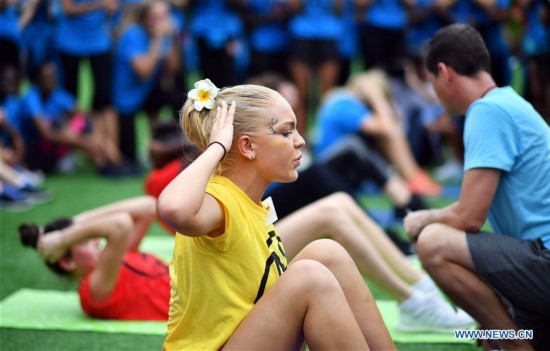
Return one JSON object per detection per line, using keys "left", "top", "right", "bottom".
{"left": 425, "top": 24, "right": 491, "bottom": 77}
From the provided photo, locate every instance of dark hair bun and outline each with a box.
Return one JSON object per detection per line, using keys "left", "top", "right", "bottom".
{"left": 19, "top": 223, "right": 40, "bottom": 249}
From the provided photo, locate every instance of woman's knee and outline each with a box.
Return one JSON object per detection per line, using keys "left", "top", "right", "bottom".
{"left": 313, "top": 194, "right": 351, "bottom": 231}
{"left": 300, "top": 239, "right": 354, "bottom": 269}
{"left": 285, "top": 259, "right": 341, "bottom": 295}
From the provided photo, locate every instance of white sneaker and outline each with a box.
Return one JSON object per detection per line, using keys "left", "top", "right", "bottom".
{"left": 397, "top": 293, "right": 476, "bottom": 333}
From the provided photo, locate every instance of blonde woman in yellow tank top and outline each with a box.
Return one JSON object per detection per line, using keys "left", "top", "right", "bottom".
{"left": 157, "top": 79, "right": 395, "bottom": 351}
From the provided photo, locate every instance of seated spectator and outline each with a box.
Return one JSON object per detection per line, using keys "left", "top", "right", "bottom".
{"left": 0, "top": 158, "right": 52, "bottom": 211}
{"left": 391, "top": 58, "right": 464, "bottom": 181}
{"left": 19, "top": 62, "right": 129, "bottom": 176}
{"left": 405, "top": 24, "right": 550, "bottom": 350}
{"left": 0, "top": 66, "right": 51, "bottom": 211}
{"left": 315, "top": 69, "right": 442, "bottom": 197}
{"left": 19, "top": 196, "right": 169, "bottom": 320}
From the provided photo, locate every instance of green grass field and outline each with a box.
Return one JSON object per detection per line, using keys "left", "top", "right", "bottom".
{"left": 0, "top": 63, "right": 480, "bottom": 350}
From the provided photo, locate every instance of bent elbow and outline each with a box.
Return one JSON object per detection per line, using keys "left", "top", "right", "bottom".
{"left": 463, "top": 220, "right": 483, "bottom": 233}
{"left": 156, "top": 197, "right": 191, "bottom": 232}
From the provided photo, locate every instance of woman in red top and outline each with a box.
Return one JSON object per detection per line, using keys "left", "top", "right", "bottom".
{"left": 18, "top": 195, "right": 169, "bottom": 320}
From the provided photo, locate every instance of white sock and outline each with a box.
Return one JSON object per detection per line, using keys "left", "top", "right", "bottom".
{"left": 412, "top": 275, "right": 439, "bottom": 295}
{"left": 399, "top": 290, "right": 427, "bottom": 310}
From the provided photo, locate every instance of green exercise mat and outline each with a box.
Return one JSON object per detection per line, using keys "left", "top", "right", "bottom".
{"left": 0, "top": 289, "right": 473, "bottom": 344}
{"left": 0, "top": 289, "right": 166, "bottom": 335}
{"left": 139, "top": 235, "right": 174, "bottom": 262}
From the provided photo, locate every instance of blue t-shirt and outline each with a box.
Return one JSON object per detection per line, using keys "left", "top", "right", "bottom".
{"left": 113, "top": 24, "right": 170, "bottom": 115}
{"left": 315, "top": 91, "right": 372, "bottom": 155}
{"left": 21, "top": 1, "right": 55, "bottom": 67}
{"left": 55, "top": 0, "right": 112, "bottom": 55}
{"left": 0, "top": 4, "right": 20, "bottom": 43}
{"left": 20, "top": 86, "right": 76, "bottom": 142}
{"left": 246, "top": 0, "right": 289, "bottom": 53}
{"left": 464, "top": 87, "right": 550, "bottom": 249}
{"left": 522, "top": 0, "right": 550, "bottom": 56}
{"left": 0, "top": 95, "right": 22, "bottom": 146}
{"left": 288, "top": 0, "right": 342, "bottom": 39}
{"left": 337, "top": 0, "right": 359, "bottom": 58}
{"left": 361, "top": 0, "right": 407, "bottom": 29}
{"left": 190, "top": 1, "right": 243, "bottom": 49}
{"left": 406, "top": 0, "right": 444, "bottom": 54}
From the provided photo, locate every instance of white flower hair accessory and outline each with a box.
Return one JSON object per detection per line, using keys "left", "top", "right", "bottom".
{"left": 188, "top": 78, "right": 220, "bottom": 112}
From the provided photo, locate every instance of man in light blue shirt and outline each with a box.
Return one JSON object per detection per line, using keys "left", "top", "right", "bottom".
{"left": 405, "top": 24, "right": 550, "bottom": 350}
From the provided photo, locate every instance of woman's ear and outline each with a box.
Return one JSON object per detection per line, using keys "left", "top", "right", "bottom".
{"left": 236, "top": 135, "right": 256, "bottom": 160}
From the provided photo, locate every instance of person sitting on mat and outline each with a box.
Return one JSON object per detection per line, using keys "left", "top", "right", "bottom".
{"left": 156, "top": 79, "right": 395, "bottom": 350}
{"left": 19, "top": 195, "right": 170, "bottom": 320}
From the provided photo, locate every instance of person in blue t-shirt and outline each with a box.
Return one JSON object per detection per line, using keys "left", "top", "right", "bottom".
{"left": 286, "top": 0, "right": 343, "bottom": 141}
{"left": 113, "top": 0, "right": 183, "bottom": 164}
{"left": 0, "top": 0, "right": 21, "bottom": 71}
{"left": 315, "top": 70, "right": 442, "bottom": 197}
{"left": 188, "top": 0, "right": 245, "bottom": 87}
{"left": 522, "top": 0, "right": 550, "bottom": 124}
{"left": 18, "top": 0, "right": 56, "bottom": 81}
{"left": 357, "top": 0, "right": 411, "bottom": 75}
{"left": 231, "top": 0, "right": 292, "bottom": 79}
{"left": 405, "top": 24, "right": 550, "bottom": 351}
{"left": 20, "top": 62, "right": 127, "bottom": 176}
{"left": 54, "top": 0, "right": 119, "bottom": 165}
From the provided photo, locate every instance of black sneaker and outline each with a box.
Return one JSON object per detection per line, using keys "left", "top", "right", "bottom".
{"left": 98, "top": 164, "right": 128, "bottom": 178}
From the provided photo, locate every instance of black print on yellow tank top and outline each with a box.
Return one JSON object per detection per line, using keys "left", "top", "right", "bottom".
{"left": 254, "top": 230, "right": 287, "bottom": 303}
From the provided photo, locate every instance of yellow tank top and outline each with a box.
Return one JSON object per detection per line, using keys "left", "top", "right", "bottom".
{"left": 164, "top": 176, "right": 287, "bottom": 350}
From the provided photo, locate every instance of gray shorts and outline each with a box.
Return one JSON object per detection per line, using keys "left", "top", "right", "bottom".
{"left": 467, "top": 232, "right": 550, "bottom": 349}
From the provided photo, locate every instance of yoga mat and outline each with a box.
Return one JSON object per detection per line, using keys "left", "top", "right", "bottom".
{"left": 139, "top": 235, "right": 174, "bottom": 262}
{"left": 0, "top": 289, "right": 473, "bottom": 344}
{"left": 0, "top": 289, "right": 166, "bottom": 335}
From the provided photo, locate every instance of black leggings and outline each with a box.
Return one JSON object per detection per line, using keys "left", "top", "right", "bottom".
{"left": 265, "top": 163, "right": 357, "bottom": 219}
{"left": 197, "top": 37, "right": 237, "bottom": 87}
{"left": 59, "top": 51, "right": 113, "bottom": 111}
{"left": 317, "top": 134, "right": 391, "bottom": 188}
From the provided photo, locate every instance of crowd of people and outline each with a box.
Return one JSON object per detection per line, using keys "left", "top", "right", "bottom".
{"left": 3, "top": 0, "right": 550, "bottom": 349}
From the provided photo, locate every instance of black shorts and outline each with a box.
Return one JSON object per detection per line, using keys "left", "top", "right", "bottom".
{"left": 467, "top": 232, "right": 550, "bottom": 349}
{"left": 289, "top": 38, "right": 339, "bottom": 66}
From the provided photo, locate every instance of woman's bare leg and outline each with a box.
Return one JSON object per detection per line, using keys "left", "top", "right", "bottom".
{"left": 336, "top": 193, "right": 421, "bottom": 285}
{"left": 92, "top": 109, "right": 123, "bottom": 164}
{"left": 276, "top": 193, "right": 420, "bottom": 302}
{"left": 223, "top": 259, "right": 369, "bottom": 350}
{"left": 318, "top": 60, "right": 340, "bottom": 95}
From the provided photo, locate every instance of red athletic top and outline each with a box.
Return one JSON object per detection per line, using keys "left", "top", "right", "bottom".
{"left": 79, "top": 252, "right": 170, "bottom": 320}
{"left": 144, "top": 159, "right": 182, "bottom": 234}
